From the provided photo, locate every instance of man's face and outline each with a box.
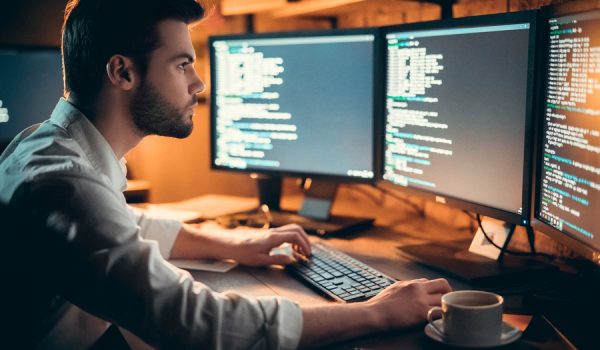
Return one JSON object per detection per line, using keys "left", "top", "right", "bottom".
{"left": 131, "top": 19, "right": 204, "bottom": 138}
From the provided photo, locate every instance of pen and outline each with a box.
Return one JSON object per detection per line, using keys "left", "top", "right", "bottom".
{"left": 293, "top": 250, "right": 310, "bottom": 263}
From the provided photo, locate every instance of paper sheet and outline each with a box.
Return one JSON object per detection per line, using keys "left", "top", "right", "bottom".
{"left": 146, "top": 194, "right": 258, "bottom": 221}
{"left": 144, "top": 205, "right": 203, "bottom": 222}
{"left": 169, "top": 258, "right": 238, "bottom": 273}
{"left": 167, "top": 221, "right": 263, "bottom": 272}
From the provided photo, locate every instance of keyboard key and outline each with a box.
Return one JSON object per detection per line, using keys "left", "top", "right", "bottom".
{"left": 321, "top": 272, "right": 334, "bottom": 279}
{"left": 343, "top": 294, "right": 366, "bottom": 302}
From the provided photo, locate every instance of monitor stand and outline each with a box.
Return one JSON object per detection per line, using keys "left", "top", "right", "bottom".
{"left": 252, "top": 173, "right": 282, "bottom": 211}
{"left": 252, "top": 174, "right": 374, "bottom": 236}
{"left": 396, "top": 234, "right": 557, "bottom": 287}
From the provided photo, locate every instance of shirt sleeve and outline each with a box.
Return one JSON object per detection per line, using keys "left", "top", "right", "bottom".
{"left": 18, "top": 175, "right": 303, "bottom": 350}
{"left": 127, "top": 205, "right": 181, "bottom": 259}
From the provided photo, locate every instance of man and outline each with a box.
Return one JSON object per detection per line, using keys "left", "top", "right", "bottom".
{"left": 0, "top": 0, "right": 451, "bottom": 348}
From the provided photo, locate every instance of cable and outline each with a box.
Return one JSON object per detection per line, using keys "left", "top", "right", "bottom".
{"left": 475, "top": 214, "right": 556, "bottom": 261}
{"left": 476, "top": 214, "right": 535, "bottom": 257}
{"left": 462, "top": 210, "right": 478, "bottom": 221}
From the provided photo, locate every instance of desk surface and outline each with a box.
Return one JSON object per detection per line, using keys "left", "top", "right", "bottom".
{"left": 184, "top": 193, "right": 544, "bottom": 350}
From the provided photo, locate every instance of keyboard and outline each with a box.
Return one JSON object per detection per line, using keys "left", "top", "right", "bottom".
{"left": 286, "top": 242, "right": 396, "bottom": 302}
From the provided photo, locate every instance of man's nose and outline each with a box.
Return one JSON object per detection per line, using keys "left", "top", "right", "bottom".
{"left": 190, "top": 69, "right": 205, "bottom": 97}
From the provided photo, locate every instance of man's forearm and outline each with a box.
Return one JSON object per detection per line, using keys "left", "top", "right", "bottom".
{"left": 169, "top": 224, "right": 234, "bottom": 260}
{"left": 299, "top": 303, "right": 381, "bottom": 349}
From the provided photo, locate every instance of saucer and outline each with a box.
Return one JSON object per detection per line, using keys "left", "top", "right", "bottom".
{"left": 424, "top": 319, "right": 521, "bottom": 348}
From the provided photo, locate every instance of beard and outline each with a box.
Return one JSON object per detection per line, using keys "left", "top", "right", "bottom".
{"left": 130, "top": 80, "right": 194, "bottom": 138}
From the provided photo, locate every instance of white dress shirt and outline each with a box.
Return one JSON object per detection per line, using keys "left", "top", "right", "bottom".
{"left": 0, "top": 98, "right": 303, "bottom": 349}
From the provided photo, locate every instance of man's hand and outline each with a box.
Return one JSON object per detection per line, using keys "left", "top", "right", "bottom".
{"left": 170, "top": 222, "right": 311, "bottom": 264}
{"left": 299, "top": 278, "right": 452, "bottom": 348}
{"left": 231, "top": 224, "right": 312, "bottom": 267}
{"left": 365, "top": 278, "right": 452, "bottom": 330}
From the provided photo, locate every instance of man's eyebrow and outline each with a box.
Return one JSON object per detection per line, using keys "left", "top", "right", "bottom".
{"left": 170, "top": 53, "right": 196, "bottom": 63}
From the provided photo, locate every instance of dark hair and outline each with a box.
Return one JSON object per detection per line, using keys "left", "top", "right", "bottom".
{"left": 62, "top": 0, "right": 205, "bottom": 105}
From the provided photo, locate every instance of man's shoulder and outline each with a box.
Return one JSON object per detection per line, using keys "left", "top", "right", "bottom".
{"left": 3, "top": 121, "right": 87, "bottom": 167}
{"left": 0, "top": 123, "right": 99, "bottom": 201}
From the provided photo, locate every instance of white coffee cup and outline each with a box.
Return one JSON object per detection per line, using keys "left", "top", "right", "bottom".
{"left": 427, "top": 290, "right": 503, "bottom": 346}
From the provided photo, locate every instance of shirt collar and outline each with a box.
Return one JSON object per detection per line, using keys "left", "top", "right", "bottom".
{"left": 50, "top": 98, "right": 128, "bottom": 192}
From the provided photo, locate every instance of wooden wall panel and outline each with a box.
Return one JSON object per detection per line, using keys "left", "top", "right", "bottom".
{"left": 509, "top": 0, "right": 555, "bottom": 11}
{"left": 253, "top": 14, "right": 333, "bottom": 33}
{"left": 453, "top": 0, "right": 510, "bottom": 17}
{"left": 337, "top": 0, "right": 440, "bottom": 28}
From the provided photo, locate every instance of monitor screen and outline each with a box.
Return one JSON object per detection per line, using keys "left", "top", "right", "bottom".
{"left": 534, "top": 9, "right": 600, "bottom": 260}
{"left": 0, "top": 47, "right": 63, "bottom": 149}
{"left": 209, "top": 29, "right": 378, "bottom": 181}
{"left": 381, "top": 12, "right": 537, "bottom": 225}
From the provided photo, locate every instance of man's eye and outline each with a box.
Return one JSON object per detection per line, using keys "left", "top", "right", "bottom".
{"left": 178, "top": 62, "right": 189, "bottom": 70}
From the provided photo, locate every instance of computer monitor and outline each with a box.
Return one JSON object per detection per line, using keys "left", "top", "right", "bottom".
{"left": 525, "top": 5, "right": 600, "bottom": 349}
{"left": 381, "top": 12, "right": 544, "bottom": 284}
{"left": 209, "top": 29, "right": 381, "bottom": 234}
{"left": 380, "top": 11, "right": 537, "bottom": 226}
{"left": 0, "top": 47, "right": 63, "bottom": 151}
{"left": 532, "top": 6, "right": 600, "bottom": 266}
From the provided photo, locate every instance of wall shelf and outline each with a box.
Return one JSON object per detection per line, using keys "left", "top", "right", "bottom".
{"left": 219, "top": 0, "right": 455, "bottom": 20}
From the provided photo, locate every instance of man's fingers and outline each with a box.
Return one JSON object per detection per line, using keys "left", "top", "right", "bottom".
{"left": 271, "top": 224, "right": 311, "bottom": 254}
{"left": 424, "top": 278, "right": 452, "bottom": 294}
{"left": 273, "top": 232, "right": 311, "bottom": 257}
{"left": 407, "top": 278, "right": 428, "bottom": 284}
{"left": 268, "top": 226, "right": 312, "bottom": 255}
{"left": 266, "top": 253, "right": 295, "bottom": 266}
{"left": 425, "top": 292, "right": 446, "bottom": 307}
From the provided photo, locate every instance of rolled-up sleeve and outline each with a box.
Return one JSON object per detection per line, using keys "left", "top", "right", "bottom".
{"left": 26, "top": 175, "right": 303, "bottom": 350}
{"left": 128, "top": 206, "right": 181, "bottom": 259}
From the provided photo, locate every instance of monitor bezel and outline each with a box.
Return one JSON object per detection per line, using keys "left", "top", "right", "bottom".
{"left": 377, "top": 10, "right": 538, "bottom": 226}
{"left": 530, "top": 2, "right": 600, "bottom": 265}
{"left": 208, "top": 27, "right": 382, "bottom": 184}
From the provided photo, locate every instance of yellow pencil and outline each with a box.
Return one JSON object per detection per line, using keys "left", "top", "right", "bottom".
{"left": 293, "top": 250, "right": 310, "bottom": 263}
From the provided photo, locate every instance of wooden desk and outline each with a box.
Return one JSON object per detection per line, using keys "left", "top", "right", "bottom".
{"left": 184, "top": 193, "right": 540, "bottom": 349}
{"left": 125, "top": 179, "right": 151, "bottom": 203}
{"left": 189, "top": 230, "right": 535, "bottom": 349}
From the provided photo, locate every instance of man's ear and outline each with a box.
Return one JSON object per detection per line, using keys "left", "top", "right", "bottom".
{"left": 105, "top": 55, "right": 137, "bottom": 90}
